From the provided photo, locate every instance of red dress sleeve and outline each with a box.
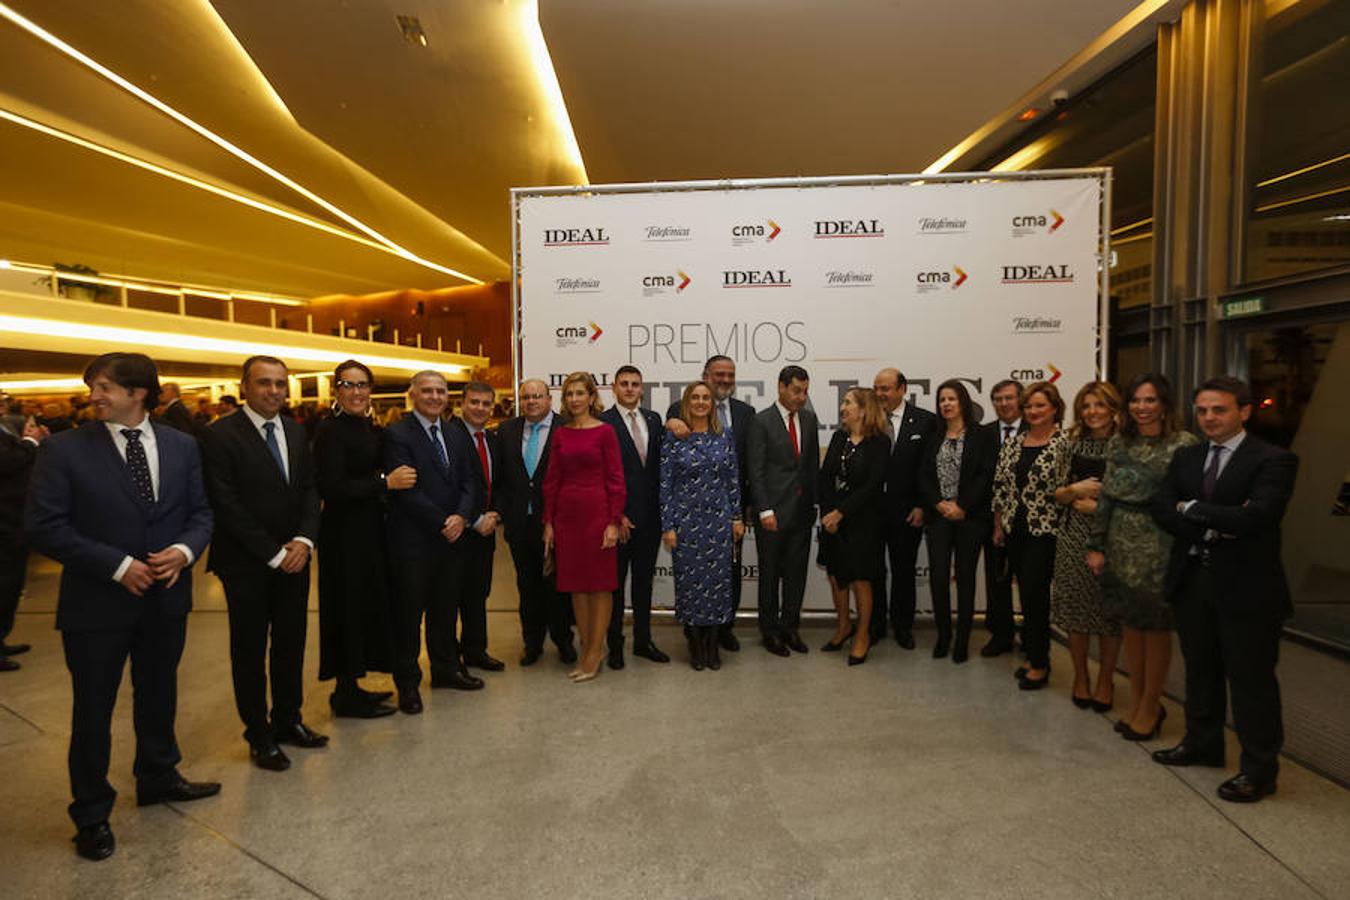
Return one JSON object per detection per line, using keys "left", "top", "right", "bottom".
{"left": 600, "top": 426, "right": 627, "bottom": 525}
{"left": 541, "top": 429, "right": 562, "bottom": 526}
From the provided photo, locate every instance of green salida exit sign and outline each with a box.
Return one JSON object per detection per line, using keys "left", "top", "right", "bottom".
{"left": 1222, "top": 296, "right": 1264, "bottom": 318}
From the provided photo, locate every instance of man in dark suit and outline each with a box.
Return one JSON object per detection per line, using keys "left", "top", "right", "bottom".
{"left": 665, "top": 354, "right": 755, "bottom": 650}
{"left": 747, "top": 365, "right": 820, "bottom": 656}
{"left": 384, "top": 372, "right": 485, "bottom": 714}
{"left": 496, "top": 378, "right": 576, "bottom": 665}
{"left": 602, "top": 365, "right": 669, "bottom": 669}
{"left": 980, "top": 378, "right": 1025, "bottom": 656}
{"left": 445, "top": 380, "right": 506, "bottom": 674}
{"left": 155, "top": 382, "right": 199, "bottom": 437}
{"left": 25, "top": 353, "right": 218, "bottom": 861}
{"left": 870, "top": 368, "right": 937, "bottom": 648}
{"left": 201, "top": 356, "right": 324, "bottom": 772}
{"left": 1, "top": 416, "right": 47, "bottom": 670}
{"left": 1152, "top": 376, "right": 1299, "bottom": 804}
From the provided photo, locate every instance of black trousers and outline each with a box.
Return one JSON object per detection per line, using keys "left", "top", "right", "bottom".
{"left": 391, "top": 544, "right": 464, "bottom": 690}
{"left": 457, "top": 534, "right": 496, "bottom": 658}
{"left": 1007, "top": 532, "right": 1055, "bottom": 669}
{"left": 0, "top": 539, "right": 27, "bottom": 643}
{"left": 62, "top": 608, "right": 186, "bottom": 827}
{"left": 609, "top": 521, "right": 660, "bottom": 648}
{"left": 871, "top": 515, "right": 923, "bottom": 639}
{"left": 926, "top": 516, "right": 984, "bottom": 644}
{"left": 983, "top": 529, "right": 1016, "bottom": 641}
{"left": 755, "top": 515, "right": 811, "bottom": 637}
{"left": 1175, "top": 562, "right": 1284, "bottom": 783}
{"left": 219, "top": 565, "right": 310, "bottom": 744}
{"left": 506, "top": 517, "right": 573, "bottom": 653}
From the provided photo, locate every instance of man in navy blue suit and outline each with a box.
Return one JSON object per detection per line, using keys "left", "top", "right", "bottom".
{"left": 383, "top": 370, "right": 483, "bottom": 715}
{"left": 601, "top": 365, "right": 669, "bottom": 669}
{"left": 26, "top": 353, "right": 217, "bottom": 862}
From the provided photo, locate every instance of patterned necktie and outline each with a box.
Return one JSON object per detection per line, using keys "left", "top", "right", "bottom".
{"left": 787, "top": 411, "right": 800, "bottom": 459}
{"left": 1201, "top": 444, "right": 1224, "bottom": 500}
{"left": 628, "top": 410, "right": 647, "bottom": 465}
{"left": 718, "top": 401, "right": 732, "bottom": 434}
{"left": 524, "top": 421, "right": 543, "bottom": 478}
{"left": 1002, "top": 424, "right": 1013, "bottom": 445}
{"left": 122, "top": 428, "right": 154, "bottom": 504}
{"left": 475, "top": 431, "right": 491, "bottom": 505}
{"left": 262, "top": 421, "right": 287, "bottom": 482}
{"left": 886, "top": 413, "right": 898, "bottom": 447}
{"left": 429, "top": 424, "right": 449, "bottom": 470}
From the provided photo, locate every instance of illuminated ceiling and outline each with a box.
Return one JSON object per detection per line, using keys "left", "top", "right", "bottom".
{"left": 0, "top": 0, "right": 1174, "bottom": 300}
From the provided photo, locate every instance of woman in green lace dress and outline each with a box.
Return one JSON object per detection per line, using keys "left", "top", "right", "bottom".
{"left": 1087, "top": 375, "right": 1197, "bottom": 742}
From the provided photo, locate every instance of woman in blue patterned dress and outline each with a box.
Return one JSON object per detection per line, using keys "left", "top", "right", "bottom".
{"left": 660, "top": 382, "right": 744, "bottom": 671}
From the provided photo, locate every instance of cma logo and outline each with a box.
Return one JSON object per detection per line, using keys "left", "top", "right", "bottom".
{"left": 1010, "top": 210, "right": 1065, "bottom": 236}
{"left": 642, "top": 271, "right": 691, "bottom": 292}
{"left": 1010, "top": 363, "right": 1062, "bottom": 383}
{"left": 731, "top": 220, "right": 781, "bottom": 244}
{"left": 915, "top": 266, "right": 967, "bottom": 293}
{"left": 722, "top": 270, "right": 791, "bottom": 288}
{"left": 556, "top": 322, "right": 603, "bottom": 342}
{"left": 814, "top": 219, "right": 884, "bottom": 238}
{"left": 1002, "top": 264, "right": 1074, "bottom": 284}
{"left": 544, "top": 228, "right": 609, "bottom": 247}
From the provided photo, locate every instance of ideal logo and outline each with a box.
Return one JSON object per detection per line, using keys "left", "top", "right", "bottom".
{"left": 1001, "top": 263, "right": 1074, "bottom": 284}
{"left": 722, "top": 269, "right": 791, "bottom": 289}
{"left": 1009, "top": 363, "right": 1062, "bottom": 383}
{"left": 554, "top": 321, "right": 604, "bottom": 347}
{"left": 731, "top": 219, "right": 781, "bottom": 246}
{"left": 1011, "top": 315, "right": 1063, "bottom": 334}
{"left": 917, "top": 216, "right": 968, "bottom": 235}
{"left": 543, "top": 227, "right": 609, "bottom": 247}
{"left": 554, "top": 277, "right": 601, "bottom": 295}
{"left": 1010, "top": 210, "right": 1065, "bottom": 238}
{"left": 641, "top": 270, "right": 691, "bottom": 297}
{"left": 644, "top": 225, "right": 692, "bottom": 242}
{"left": 814, "top": 219, "right": 884, "bottom": 238}
{"left": 915, "top": 266, "right": 967, "bottom": 294}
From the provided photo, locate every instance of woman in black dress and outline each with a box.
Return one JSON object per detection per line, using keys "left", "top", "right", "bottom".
{"left": 918, "top": 380, "right": 997, "bottom": 663}
{"left": 818, "top": 387, "right": 889, "bottom": 664}
{"left": 314, "top": 360, "right": 417, "bottom": 717}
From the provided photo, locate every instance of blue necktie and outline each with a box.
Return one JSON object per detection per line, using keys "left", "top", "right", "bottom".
{"left": 262, "top": 421, "right": 287, "bottom": 482}
{"left": 122, "top": 428, "right": 154, "bottom": 504}
{"left": 429, "top": 424, "right": 449, "bottom": 470}
{"left": 718, "top": 401, "right": 731, "bottom": 434}
{"left": 524, "top": 422, "right": 543, "bottom": 478}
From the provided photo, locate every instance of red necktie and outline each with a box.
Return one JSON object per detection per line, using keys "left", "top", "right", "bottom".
{"left": 475, "top": 431, "right": 491, "bottom": 506}
{"left": 788, "top": 411, "right": 800, "bottom": 459}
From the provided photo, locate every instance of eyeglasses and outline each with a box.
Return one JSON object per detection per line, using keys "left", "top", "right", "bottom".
{"left": 337, "top": 380, "right": 371, "bottom": 391}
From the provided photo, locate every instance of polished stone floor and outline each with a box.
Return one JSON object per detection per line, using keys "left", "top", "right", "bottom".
{"left": 2, "top": 561, "right": 1348, "bottom": 899}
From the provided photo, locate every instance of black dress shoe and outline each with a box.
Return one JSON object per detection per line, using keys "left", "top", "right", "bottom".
{"left": 1091, "top": 698, "right": 1114, "bottom": 713}
{"left": 1, "top": 642, "right": 30, "bottom": 655}
{"left": 355, "top": 686, "right": 394, "bottom": 703}
{"left": 1217, "top": 773, "right": 1276, "bottom": 804}
{"left": 274, "top": 722, "right": 330, "bottom": 748}
{"left": 633, "top": 641, "right": 671, "bottom": 663}
{"left": 847, "top": 650, "right": 868, "bottom": 666}
{"left": 557, "top": 642, "right": 579, "bottom": 665}
{"left": 894, "top": 631, "right": 916, "bottom": 650}
{"left": 1113, "top": 718, "right": 1129, "bottom": 734}
{"left": 821, "top": 624, "right": 857, "bottom": 652}
{"left": 607, "top": 643, "right": 625, "bottom": 670}
{"left": 520, "top": 647, "right": 543, "bottom": 666}
{"left": 330, "top": 693, "right": 397, "bottom": 719}
{"left": 250, "top": 740, "right": 291, "bottom": 771}
{"left": 980, "top": 637, "right": 1013, "bottom": 658}
{"left": 932, "top": 637, "right": 950, "bottom": 659}
{"left": 138, "top": 777, "right": 222, "bottom": 806}
{"left": 1072, "top": 694, "right": 1093, "bottom": 710}
{"left": 0, "top": 656, "right": 18, "bottom": 672}
{"left": 398, "top": 690, "right": 423, "bottom": 715}
{"left": 73, "top": 822, "right": 114, "bottom": 861}
{"left": 1119, "top": 706, "right": 1166, "bottom": 741}
{"left": 1017, "top": 673, "right": 1050, "bottom": 691}
{"left": 762, "top": 635, "right": 791, "bottom": 657}
{"left": 1152, "top": 743, "right": 1225, "bottom": 768}
{"left": 703, "top": 629, "right": 722, "bottom": 671}
{"left": 718, "top": 629, "right": 741, "bottom": 652}
{"left": 431, "top": 670, "right": 485, "bottom": 691}
{"left": 951, "top": 644, "right": 969, "bottom": 664}
{"left": 464, "top": 653, "right": 506, "bottom": 672}
{"left": 784, "top": 632, "right": 809, "bottom": 654}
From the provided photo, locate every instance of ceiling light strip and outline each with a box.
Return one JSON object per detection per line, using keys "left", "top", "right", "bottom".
{"left": 1253, "top": 184, "right": 1350, "bottom": 214}
{"left": 0, "top": 2, "right": 482, "bottom": 284}
{"left": 1256, "top": 153, "right": 1350, "bottom": 189}
{"left": 1, "top": 259, "right": 307, "bottom": 306}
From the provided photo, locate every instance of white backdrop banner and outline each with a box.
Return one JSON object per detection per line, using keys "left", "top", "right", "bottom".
{"left": 513, "top": 173, "right": 1108, "bottom": 613}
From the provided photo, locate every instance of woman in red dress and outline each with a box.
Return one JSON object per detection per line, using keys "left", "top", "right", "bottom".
{"left": 543, "top": 372, "right": 626, "bottom": 682}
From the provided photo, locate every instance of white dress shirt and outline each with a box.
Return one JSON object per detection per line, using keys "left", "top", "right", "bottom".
{"left": 240, "top": 405, "right": 313, "bottom": 568}
{"left": 105, "top": 416, "right": 196, "bottom": 583}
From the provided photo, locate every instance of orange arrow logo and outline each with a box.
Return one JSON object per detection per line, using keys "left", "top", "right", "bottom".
{"left": 767, "top": 220, "right": 781, "bottom": 241}
{"left": 1049, "top": 209, "right": 1064, "bottom": 232}
{"left": 1047, "top": 362, "right": 1062, "bottom": 382}
{"left": 953, "top": 266, "right": 968, "bottom": 288}
{"left": 588, "top": 321, "right": 603, "bottom": 342}
{"left": 677, "top": 270, "right": 691, "bottom": 291}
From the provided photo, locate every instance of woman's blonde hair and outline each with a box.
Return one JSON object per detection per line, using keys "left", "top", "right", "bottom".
{"left": 678, "top": 381, "right": 722, "bottom": 434}
{"left": 559, "top": 371, "right": 604, "bottom": 420}
{"left": 846, "top": 387, "right": 887, "bottom": 439}
{"left": 1069, "top": 381, "right": 1123, "bottom": 440}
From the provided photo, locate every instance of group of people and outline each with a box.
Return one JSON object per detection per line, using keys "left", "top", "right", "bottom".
{"left": 7, "top": 348, "right": 1298, "bottom": 862}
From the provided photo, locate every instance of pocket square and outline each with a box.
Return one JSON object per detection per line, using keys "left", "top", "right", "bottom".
{"left": 909, "top": 434, "right": 922, "bottom": 440}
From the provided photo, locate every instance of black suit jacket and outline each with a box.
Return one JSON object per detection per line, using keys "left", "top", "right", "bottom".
{"left": 747, "top": 404, "right": 820, "bottom": 526}
{"left": 1153, "top": 433, "right": 1298, "bottom": 618}
{"left": 25, "top": 421, "right": 213, "bottom": 631}
{"left": 201, "top": 410, "right": 320, "bottom": 575}
{"left": 918, "top": 424, "right": 998, "bottom": 521}
{"left": 493, "top": 414, "right": 557, "bottom": 540}
{"left": 0, "top": 429, "right": 38, "bottom": 539}
{"left": 383, "top": 414, "right": 477, "bottom": 557}
{"left": 600, "top": 405, "right": 663, "bottom": 530}
{"left": 156, "top": 399, "right": 199, "bottom": 438}
{"left": 883, "top": 403, "right": 938, "bottom": 515}
{"left": 446, "top": 417, "right": 501, "bottom": 540}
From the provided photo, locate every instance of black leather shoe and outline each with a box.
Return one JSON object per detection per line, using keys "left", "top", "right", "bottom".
{"left": 250, "top": 740, "right": 291, "bottom": 771}
{"left": 951, "top": 644, "right": 969, "bottom": 664}
{"left": 932, "top": 637, "right": 950, "bottom": 659}
{"left": 274, "top": 722, "right": 330, "bottom": 748}
{"left": 557, "top": 642, "right": 578, "bottom": 665}
{"left": 1217, "top": 773, "right": 1276, "bottom": 804}
{"left": 980, "top": 637, "right": 1013, "bottom": 658}
{"left": 431, "top": 670, "right": 484, "bottom": 691}
{"left": 718, "top": 629, "right": 741, "bottom": 652}
{"left": 784, "top": 632, "right": 809, "bottom": 654}
{"left": 0, "top": 642, "right": 30, "bottom": 655}
{"left": 607, "top": 643, "right": 625, "bottom": 670}
{"left": 763, "top": 635, "right": 790, "bottom": 657}
{"left": 822, "top": 623, "right": 857, "bottom": 652}
{"left": 633, "top": 641, "right": 671, "bottom": 663}
{"left": 894, "top": 631, "right": 916, "bottom": 650}
{"left": 330, "top": 693, "right": 397, "bottom": 719}
{"left": 137, "top": 777, "right": 222, "bottom": 807}
{"left": 1119, "top": 706, "right": 1166, "bottom": 740}
{"left": 73, "top": 822, "right": 114, "bottom": 861}
{"left": 704, "top": 629, "right": 722, "bottom": 671}
{"left": 355, "top": 686, "right": 394, "bottom": 703}
{"left": 688, "top": 633, "right": 705, "bottom": 671}
{"left": 0, "top": 656, "right": 18, "bottom": 672}
{"left": 398, "top": 690, "right": 423, "bottom": 715}
{"left": 1152, "top": 743, "right": 1225, "bottom": 768}
{"left": 1018, "top": 673, "right": 1050, "bottom": 691}
{"left": 464, "top": 653, "right": 505, "bottom": 672}
{"left": 520, "top": 647, "right": 543, "bottom": 666}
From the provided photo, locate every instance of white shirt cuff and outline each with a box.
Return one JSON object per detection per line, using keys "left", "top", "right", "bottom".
{"left": 267, "top": 548, "right": 287, "bottom": 569}
{"left": 22, "top": 436, "right": 39, "bottom": 446}
{"left": 112, "top": 555, "right": 133, "bottom": 583}
{"left": 758, "top": 509, "right": 775, "bottom": 521}
{"left": 293, "top": 536, "right": 314, "bottom": 551}
{"left": 1181, "top": 500, "right": 1197, "bottom": 514}
{"left": 171, "top": 543, "right": 195, "bottom": 566}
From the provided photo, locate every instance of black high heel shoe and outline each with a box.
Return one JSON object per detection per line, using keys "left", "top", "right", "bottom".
{"left": 1120, "top": 706, "right": 1167, "bottom": 741}
{"left": 821, "top": 623, "right": 857, "bottom": 652}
